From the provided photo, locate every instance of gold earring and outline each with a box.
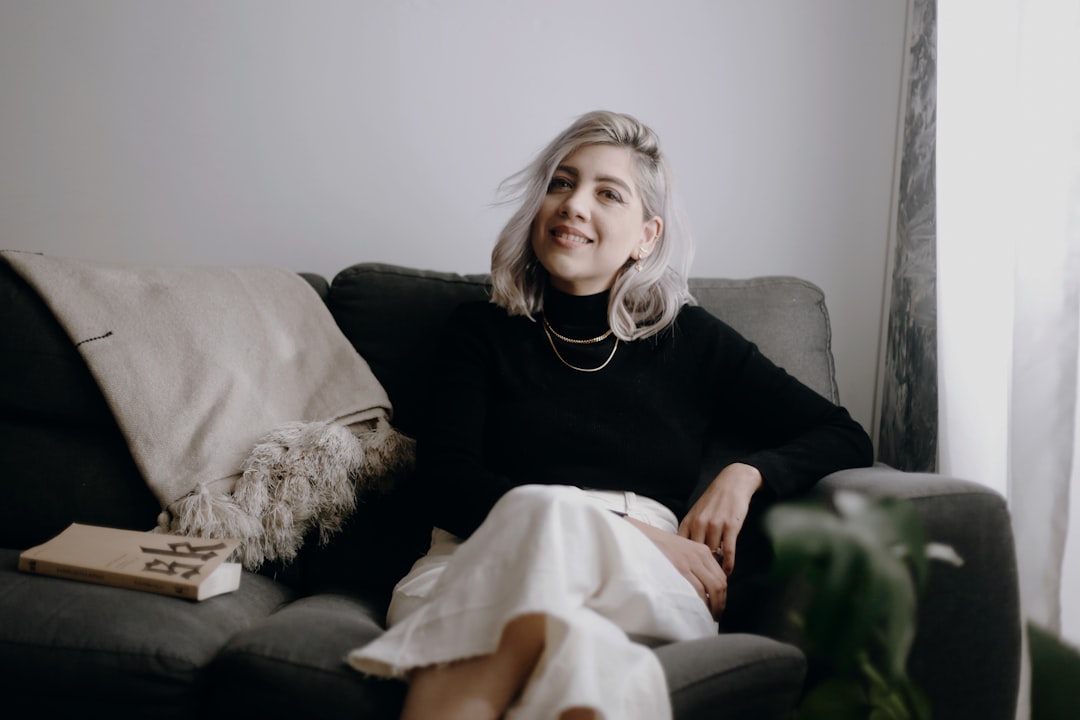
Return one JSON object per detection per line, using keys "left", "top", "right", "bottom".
{"left": 635, "top": 247, "right": 650, "bottom": 272}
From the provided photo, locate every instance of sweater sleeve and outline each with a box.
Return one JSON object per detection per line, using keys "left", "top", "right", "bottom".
{"left": 701, "top": 312, "right": 874, "bottom": 498}
{"left": 414, "top": 303, "right": 517, "bottom": 539}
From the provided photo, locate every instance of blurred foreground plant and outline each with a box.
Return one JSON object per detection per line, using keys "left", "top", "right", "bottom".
{"left": 763, "top": 491, "right": 963, "bottom": 720}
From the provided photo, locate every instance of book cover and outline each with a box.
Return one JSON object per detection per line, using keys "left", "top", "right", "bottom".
{"left": 18, "top": 523, "right": 242, "bottom": 601}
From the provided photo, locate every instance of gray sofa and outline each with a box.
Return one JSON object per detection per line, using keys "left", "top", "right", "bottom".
{"left": 0, "top": 260, "right": 1021, "bottom": 719}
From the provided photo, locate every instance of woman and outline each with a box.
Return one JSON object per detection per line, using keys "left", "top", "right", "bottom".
{"left": 349, "top": 110, "right": 873, "bottom": 720}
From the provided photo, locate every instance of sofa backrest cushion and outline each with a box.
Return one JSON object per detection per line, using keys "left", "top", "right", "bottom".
{"left": 0, "top": 261, "right": 161, "bottom": 549}
{"left": 689, "top": 276, "right": 839, "bottom": 404}
{"left": 1, "top": 258, "right": 840, "bottom": 596}
{"left": 327, "top": 263, "right": 493, "bottom": 438}
{"left": 327, "top": 264, "right": 840, "bottom": 440}
{"left": 0, "top": 263, "right": 336, "bottom": 557}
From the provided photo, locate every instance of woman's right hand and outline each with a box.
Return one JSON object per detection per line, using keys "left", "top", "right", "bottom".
{"left": 623, "top": 516, "right": 728, "bottom": 619}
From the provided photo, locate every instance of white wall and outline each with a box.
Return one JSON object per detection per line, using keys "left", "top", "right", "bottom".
{"left": 0, "top": 0, "right": 908, "bottom": 438}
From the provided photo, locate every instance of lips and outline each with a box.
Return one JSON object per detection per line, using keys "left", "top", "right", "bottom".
{"left": 550, "top": 226, "right": 593, "bottom": 246}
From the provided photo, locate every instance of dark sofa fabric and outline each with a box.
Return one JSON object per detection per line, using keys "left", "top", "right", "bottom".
{"left": 327, "top": 263, "right": 492, "bottom": 439}
{"left": 202, "top": 593, "right": 405, "bottom": 720}
{"left": 0, "top": 547, "right": 291, "bottom": 719}
{"left": 0, "top": 260, "right": 1021, "bottom": 719}
{"left": 812, "top": 469, "right": 1023, "bottom": 720}
{"left": 0, "top": 260, "right": 161, "bottom": 551}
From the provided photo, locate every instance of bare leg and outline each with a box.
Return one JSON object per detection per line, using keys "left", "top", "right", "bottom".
{"left": 400, "top": 613, "right": 547, "bottom": 720}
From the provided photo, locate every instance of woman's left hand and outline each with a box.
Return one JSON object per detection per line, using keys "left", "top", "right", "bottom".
{"left": 678, "top": 463, "right": 763, "bottom": 575}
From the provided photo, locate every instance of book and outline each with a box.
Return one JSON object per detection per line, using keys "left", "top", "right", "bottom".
{"left": 18, "top": 522, "right": 242, "bottom": 601}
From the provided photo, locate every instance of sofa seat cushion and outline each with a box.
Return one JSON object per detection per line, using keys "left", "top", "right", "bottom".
{"left": 657, "top": 633, "right": 806, "bottom": 720}
{"left": 0, "top": 549, "right": 292, "bottom": 718}
{"left": 202, "top": 593, "right": 405, "bottom": 719}
{"left": 202, "top": 593, "right": 805, "bottom": 720}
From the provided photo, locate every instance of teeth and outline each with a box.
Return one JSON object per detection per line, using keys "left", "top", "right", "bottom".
{"left": 555, "top": 232, "right": 590, "bottom": 244}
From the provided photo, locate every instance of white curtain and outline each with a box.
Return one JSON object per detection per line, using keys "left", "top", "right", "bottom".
{"left": 938, "top": 0, "right": 1080, "bottom": 666}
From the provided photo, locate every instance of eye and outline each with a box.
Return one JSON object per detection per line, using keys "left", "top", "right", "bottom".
{"left": 600, "top": 188, "right": 624, "bottom": 203}
{"left": 547, "top": 177, "right": 573, "bottom": 192}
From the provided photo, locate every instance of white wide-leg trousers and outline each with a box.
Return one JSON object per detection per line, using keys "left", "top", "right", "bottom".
{"left": 347, "top": 484, "right": 718, "bottom": 720}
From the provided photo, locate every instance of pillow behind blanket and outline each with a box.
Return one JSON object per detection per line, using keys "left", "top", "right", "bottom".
{"left": 0, "top": 251, "right": 414, "bottom": 569}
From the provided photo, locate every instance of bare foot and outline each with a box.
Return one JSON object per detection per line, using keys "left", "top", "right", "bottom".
{"left": 400, "top": 613, "right": 547, "bottom": 720}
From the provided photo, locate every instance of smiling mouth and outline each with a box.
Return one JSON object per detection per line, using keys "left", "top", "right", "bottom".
{"left": 551, "top": 229, "right": 593, "bottom": 245}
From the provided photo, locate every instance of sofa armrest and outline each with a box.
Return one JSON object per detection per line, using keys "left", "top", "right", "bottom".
{"left": 299, "top": 272, "right": 330, "bottom": 300}
{"left": 803, "top": 465, "right": 1022, "bottom": 720}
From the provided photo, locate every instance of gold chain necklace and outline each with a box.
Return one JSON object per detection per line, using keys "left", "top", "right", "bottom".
{"left": 541, "top": 316, "right": 614, "bottom": 344}
{"left": 542, "top": 322, "right": 619, "bottom": 372}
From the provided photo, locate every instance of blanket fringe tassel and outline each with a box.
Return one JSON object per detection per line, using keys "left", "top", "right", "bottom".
{"left": 156, "top": 417, "right": 415, "bottom": 571}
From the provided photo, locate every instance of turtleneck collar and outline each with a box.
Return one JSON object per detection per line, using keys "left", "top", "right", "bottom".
{"left": 542, "top": 284, "right": 611, "bottom": 337}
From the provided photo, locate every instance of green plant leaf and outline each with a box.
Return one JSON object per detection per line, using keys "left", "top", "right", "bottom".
{"left": 763, "top": 492, "right": 957, "bottom": 720}
{"left": 898, "top": 677, "right": 932, "bottom": 720}
{"left": 926, "top": 542, "right": 964, "bottom": 567}
{"left": 798, "top": 677, "right": 871, "bottom": 720}
{"left": 763, "top": 499, "right": 918, "bottom": 678}
{"left": 837, "top": 492, "right": 930, "bottom": 594}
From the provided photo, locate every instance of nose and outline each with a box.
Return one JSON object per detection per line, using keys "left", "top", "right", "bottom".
{"left": 559, "top": 188, "right": 589, "bottom": 221}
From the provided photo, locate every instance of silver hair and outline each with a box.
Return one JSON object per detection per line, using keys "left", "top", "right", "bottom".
{"left": 489, "top": 110, "right": 696, "bottom": 340}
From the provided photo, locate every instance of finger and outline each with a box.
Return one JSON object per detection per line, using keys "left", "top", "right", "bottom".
{"left": 704, "top": 524, "right": 724, "bottom": 556}
{"left": 699, "top": 579, "right": 723, "bottom": 617}
{"left": 692, "top": 552, "right": 727, "bottom": 616}
{"left": 701, "top": 567, "right": 728, "bottom": 617}
{"left": 682, "top": 571, "right": 708, "bottom": 605}
{"left": 711, "top": 583, "right": 727, "bottom": 617}
{"left": 720, "top": 525, "right": 739, "bottom": 575}
{"left": 703, "top": 580, "right": 725, "bottom": 617}
{"left": 681, "top": 516, "right": 708, "bottom": 545}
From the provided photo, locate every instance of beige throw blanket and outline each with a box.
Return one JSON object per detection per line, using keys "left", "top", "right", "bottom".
{"left": 3, "top": 250, "right": 413, "bottom": 569}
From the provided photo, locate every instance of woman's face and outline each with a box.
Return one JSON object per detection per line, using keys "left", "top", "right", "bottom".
{"left": 530, "top": 144, "right": 661, "bottom": 296}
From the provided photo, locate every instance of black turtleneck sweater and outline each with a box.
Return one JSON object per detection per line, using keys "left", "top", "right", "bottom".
{"left": 416, "top": 287, "right": 874, "bottom": 539}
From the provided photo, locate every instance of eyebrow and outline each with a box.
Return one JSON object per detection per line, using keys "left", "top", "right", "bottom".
{"left": 555, "top": 165, "right": 635, "bottom": 198}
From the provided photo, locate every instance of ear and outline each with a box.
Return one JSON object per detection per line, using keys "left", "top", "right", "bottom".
{"left": 635, "top": 216, "right": 663, "bottom": 259}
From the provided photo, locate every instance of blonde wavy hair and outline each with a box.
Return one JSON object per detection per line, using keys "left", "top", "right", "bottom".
{"left": 489, "top": 110, "right": 695, "bottom": 340}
